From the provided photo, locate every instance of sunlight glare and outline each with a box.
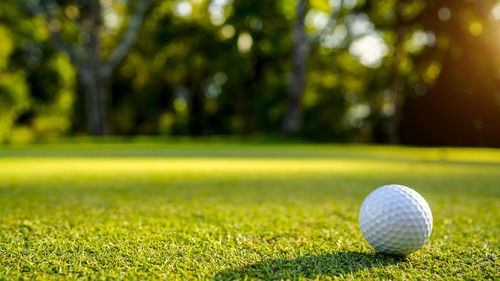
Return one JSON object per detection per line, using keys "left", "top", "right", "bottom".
{"left": 349, "top": 33, "right": 388, "bottom": 68}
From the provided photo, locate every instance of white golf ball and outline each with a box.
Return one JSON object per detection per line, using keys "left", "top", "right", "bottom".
{"left": 359, "top": 184, "right": 433, "bottom": 256}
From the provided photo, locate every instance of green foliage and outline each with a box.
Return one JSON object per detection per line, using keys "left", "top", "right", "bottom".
{"left": 111, "top": 0, "right": 293, "bottom": 136}
{"left": 0, "top": 1, "right": 75, "bottom": 143}
{"left": 0, "top": 22, "right": 31, "bottom": 142}
{"left": 30, "top": 54, "right": 75, "bottom": 140}
{"left": 1, "top": 0, "right": 499, "bottom": 144}
{"left": 0, "top": 143, "right": 498, "bottom": 279}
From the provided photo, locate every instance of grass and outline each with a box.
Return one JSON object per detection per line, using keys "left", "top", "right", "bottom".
{"left": 0, "top": 142, "right": 499, "bottom": 280}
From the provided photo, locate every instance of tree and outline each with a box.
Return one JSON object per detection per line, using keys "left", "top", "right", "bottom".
{"left": 24, "top": 0, "right": 151, "bottom": 135}
{"left": 282, "top": 0, "right": 344, "bottom": 135}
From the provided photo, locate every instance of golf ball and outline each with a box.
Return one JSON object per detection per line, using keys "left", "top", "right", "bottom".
{"left": 359, "top": 184, "right": 432, "bottom": 256}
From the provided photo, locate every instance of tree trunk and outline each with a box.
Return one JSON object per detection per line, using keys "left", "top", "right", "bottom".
{"left": 81, "top": 68, "right": 110, "bottom": 135}
{"left": 25, "top": 0, "right": 151, "bottom": 136}
{"left": 282, "top": 0, "right": 310, "bottom": 135}
{"left": 388, "top": 3, "right": 405, "bottom": 144}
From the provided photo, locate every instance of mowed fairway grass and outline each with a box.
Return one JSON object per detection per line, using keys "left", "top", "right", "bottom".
{"left": 0, "top": 142, "right": 499, "bottom": 280}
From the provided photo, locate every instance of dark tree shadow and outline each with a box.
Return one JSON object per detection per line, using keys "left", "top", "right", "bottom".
{"left": 215, "top": 251, "right": 406, "bottom": 280}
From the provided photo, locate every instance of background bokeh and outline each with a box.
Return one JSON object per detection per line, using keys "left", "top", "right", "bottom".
{"left": 1, "top": 0, "right": 499, "bottom": 146}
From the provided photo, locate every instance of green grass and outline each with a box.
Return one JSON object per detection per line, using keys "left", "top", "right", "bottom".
{"left": 0, "top": 142, "right": 499, "bottom": 280}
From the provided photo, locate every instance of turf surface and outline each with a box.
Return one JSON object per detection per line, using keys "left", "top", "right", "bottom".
{"left": 0, "top": 142, "right": 499, "bottom": 280}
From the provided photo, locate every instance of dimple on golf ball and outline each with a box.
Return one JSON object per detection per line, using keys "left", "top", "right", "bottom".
{"left": 359, "top": 184, "right": 433, "bottom": 256}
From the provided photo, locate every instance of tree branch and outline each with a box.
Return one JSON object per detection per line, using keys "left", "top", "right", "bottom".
{"left": 106, "top": 0, "right": 152, "bottom": 70}
{"left": 49, "top": 31, "right": 85, "bottom": 68}
{"left": 22, "top": 0, "right": 84, "bottom": 68}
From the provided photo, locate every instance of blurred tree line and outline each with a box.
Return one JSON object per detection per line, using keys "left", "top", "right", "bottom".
{"left": 1, "top": 0, "right": 499, "bottom": 146}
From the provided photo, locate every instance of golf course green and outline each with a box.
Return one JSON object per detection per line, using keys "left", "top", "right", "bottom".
{"left": 0, "top": 141, "right": 498, "bottom": 279}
